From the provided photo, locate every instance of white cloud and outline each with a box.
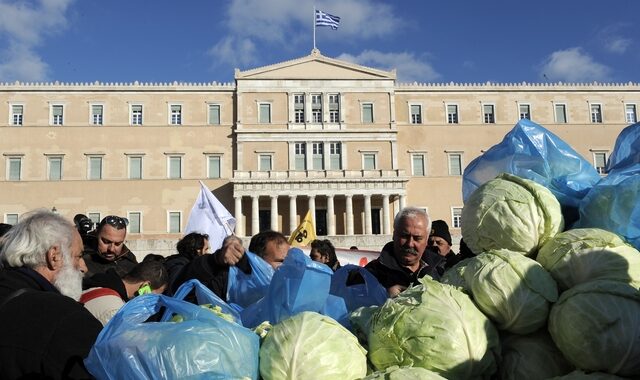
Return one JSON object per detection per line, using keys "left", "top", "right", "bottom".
{"left": 207, "top": 36, "right": 259, "bottom": 70}
{"left": 604, "top": 37, "right": 632, "bottom": 54}
{"left": 0, "top": 0, "right": 75, "bottom": 81}
{"left": 597, "top": 23, "right": 633, "bottom": 54}
{"left": 0, "top": 42, "right": 48, "bottom": 82}
{"left": 337, "top": 50, "right": 440, "bottom": 83}
{"left": 539, "top": 47, "right": 611, "bottom": 83}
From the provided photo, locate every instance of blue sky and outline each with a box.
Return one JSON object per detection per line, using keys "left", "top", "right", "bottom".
{"left": 0, "top": 0, "right": 639, "bottom": 84}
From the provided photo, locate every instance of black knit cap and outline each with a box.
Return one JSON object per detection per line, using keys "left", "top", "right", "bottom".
{"left": 430, "top": 219, "right": 452, "bottom": 246}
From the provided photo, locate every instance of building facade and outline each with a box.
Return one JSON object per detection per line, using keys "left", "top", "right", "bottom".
{"left": 1, "top": 50, "right": 637, "bottom": 256}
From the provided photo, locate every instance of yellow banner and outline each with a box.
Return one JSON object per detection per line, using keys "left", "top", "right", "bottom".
{"left": 288, "top": 210, "right": 317, "bottom": 247}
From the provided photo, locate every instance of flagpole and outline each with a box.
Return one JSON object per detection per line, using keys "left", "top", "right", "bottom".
{"left": 313, "top": 6, "right": 316, "bottom": 50}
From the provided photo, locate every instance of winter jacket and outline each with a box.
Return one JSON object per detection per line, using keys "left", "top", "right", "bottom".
{"left": 365, "top": 241, "right": 443, "bottom": 290}
{"left": 0, "top": 267, "right": 102, "bottom": 379}
{"left": 82, "top": 233, "right": 138, "bottom": 278}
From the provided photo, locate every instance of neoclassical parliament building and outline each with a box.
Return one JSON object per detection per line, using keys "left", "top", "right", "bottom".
{"left": 1, "top": 50, "right": 637, "bottom": 255}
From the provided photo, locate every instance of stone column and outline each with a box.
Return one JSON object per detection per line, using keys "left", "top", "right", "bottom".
{"left": 251, "top": 195, "right": 259, "bottom": 235}
{"left": 364, "top": 194, "right": 372, "bottom": 235}
{"left": 234, "top": 196, "right": 243, "bottom": 236}
{"left": 346, "top": 194, "right": 354, "bottom": 235}
{"left": 327, "top": 194, "right": 335, "bottom": 236}
{"left": 382, "top": 194, "right": 391, "bottom": 234}
{"left": 270, "top": 195, "right": 278, "bottom": 231}
{"left": 289, "top": 195, "right": 297, "bottom": 234}
{"left": 399, "top": 194, "right": 407, "bottom": 210}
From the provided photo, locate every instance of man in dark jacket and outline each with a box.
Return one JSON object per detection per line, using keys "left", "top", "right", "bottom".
{"left": 83, "top": 215, "right": 138, "bottom": 277}
{"left": 164, "top": 232, "right": 210, "bottom": 295}
{"left": 172, "top": 235, "right": 248, "bottom": 300}
{"left": 366, "top": 207, "right": 443, "bottom": 297}
{"left": 0, "top": 209, "right": 102, "bottom": 379}
{"left": 428, "top": 219, "right": 461, "bottom": 276}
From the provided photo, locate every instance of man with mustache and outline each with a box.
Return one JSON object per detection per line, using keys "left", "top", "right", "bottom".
{"left": 0, "top": 209, "right": 102, "bottom": 379}
{"left": 365, "top": 207, "right": 443, "bottom": 297}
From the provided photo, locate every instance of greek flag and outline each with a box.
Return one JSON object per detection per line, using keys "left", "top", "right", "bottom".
{"left": 315, "top": 9, "right": 340, "bottom": 30}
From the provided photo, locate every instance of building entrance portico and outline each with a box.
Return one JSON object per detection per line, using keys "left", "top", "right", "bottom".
{"left": 232, "top": 170, "right": 407, "bottom": 239}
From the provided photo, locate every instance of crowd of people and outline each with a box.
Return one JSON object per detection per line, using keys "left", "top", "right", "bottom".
{"left": 0, "top": 206, "right": 471, "bottom": 379}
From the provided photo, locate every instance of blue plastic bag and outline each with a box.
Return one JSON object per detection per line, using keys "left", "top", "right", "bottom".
{"left": 227, "top": 251, "right": 274, "bottom": 308}
{"left": 462, "top": 119, "right": 601, "bottom": 224}
{"left": 607, "top": 122, "right": 640, "bottom": 172}
{"left": 240, "top": 248, "right": 333, "bottom": 328}
{"left": 330, "top": 264, "right": 388, "bottom": 313}
{"left": 320, "top": 294, "right": 350, "bottom": 328}
{"left": 85, "top": 294, "right": 260, "bottom": 380}
{"left": 576, "top": 163, "right": 640, "bottom": 251}
{"left": 165, "top": 278, "right": 242, "bottom": 324}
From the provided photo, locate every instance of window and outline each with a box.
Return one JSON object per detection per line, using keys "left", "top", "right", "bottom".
{"left": 48, "top": 156, "right": 63, "bottom": 181}
{"left": 128, "top": 212, "right": 141, "bottom": 233}
{"left": 168, "top": 211, "right": 181, "bottom": 233}
{"left": 311, "top": 94, "right": 322, "bottom": 123}
{"left": 519, "top": 104, "right": 531, "bottom": 120}
{"left": 7, "top": 157, "right": 22, "bottom": 181}
{"left": 131, "top": 105, "right": 143, "bottom": 125}
{"left": 412, "top": 154, "right": 425, "bottom": 176}
{"left": 625, "top": 104, "right": 637, "bottom": 124}
{"left": 329, "top": 94, "right": 339, "bottom": 123}
{"left": 208, "top": 155, "right": 221, "bottom": 178}
{"left": 11, "top": 105, "right": 23, "bottom": 126}
{"left": 88, "top": 156, "right": 103, "bottom": 180}
{"left": 294, "top": 94, "right": 305, "bottom": 123}
{"left": 452, "top": 207, "right": 463, "bottom": 228}
{"left": 168, "top": 156, "right": 182, "bottom": 179}
{"left": 129, "top": 156, "right": 143, "bottom": 179}
{"left": 294, "top": 143, "right": 306, "bottom": 170}
{"left": 170, "top": 105, "right": 182, "bottom": 125}
{"left": 555, "top": 104, "right": 567, "bottom": 123}
{"left": 593, "top": 152, "right": 608, "bottom": 175}
{"left": 51, "top": 105, "right": 64, "bottom": 125}
{"left": 5, "top": 213, "right": 19, "bottom": 225}
{"left": 311, "top": 142, "right": 324, "bottom": 170}
{"left": 329, "top": 142, "right": 342, "bottom": 170}
{"left": 91, "top": 105, "right": 103, "bottom": 125}
{"left": 448, "top": 153, "right": 462, "bottom": 176}
{"left": 363, "top": 153, "right": 377, "bottom": 170}
{"left": 88, "top": 213, "right": 101, "bottom": 225}
{"left": 410, "top": 104, "right": 422, "bottom": 124}
{"left": 362, "top": 103, "right": 373, "bottom": 123}
{"left": 447, "top": 104, "right": 459, "bottom": 124}
{"left": 208, "top": 104, "right": 220, "bottom": 125}
{"left": 259, "top": 103, "right": 271, "bottom": 123}
{"left": 259, "top": 154, "right": 272, "bottom": 171}
{"left": 590, "top": 104, "right": 602, "bottom": 123}
{"left": 483, "top": 104, "right": 495, "bottom": 123}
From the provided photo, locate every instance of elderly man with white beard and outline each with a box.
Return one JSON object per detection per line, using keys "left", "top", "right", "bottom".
{"left": 0, "top": 209, "right": 102, "bottom": 379}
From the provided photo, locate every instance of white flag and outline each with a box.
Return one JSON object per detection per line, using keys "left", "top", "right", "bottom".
{"left": 185, "top": 181, "right": 236, "bottom": 251}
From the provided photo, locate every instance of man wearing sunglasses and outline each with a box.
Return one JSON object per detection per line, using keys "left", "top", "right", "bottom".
{"left": 82, "top": 215, "right": 138, "bottom": 277}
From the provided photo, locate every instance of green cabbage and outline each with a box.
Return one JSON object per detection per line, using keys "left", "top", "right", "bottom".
{"left": 461, "top": 173, "right": 564, "bottom": 256}
{"left": 360, "top": 365, "right": 447, "bottom": 379}
{"left": 537, "top": 228, "right": 640, "bottom": 291}
{"left": 259, "top": 311, "right": 367, "bottom": 380}
{"left": 548, "top": 280, "right": 640, "bottom": 377}
{"left": 499, "top": 330, "right": 574, "bottom": 380}
{"left": 367, "top": 277, "right": 500, "bottom": 380}
{"left": 443, "top": 249, "right": 558, "bottom": 334}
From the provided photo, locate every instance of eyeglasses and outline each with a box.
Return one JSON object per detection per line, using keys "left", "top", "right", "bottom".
{"left": 101, "top": 215, "right": 129, "bottom": 229}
